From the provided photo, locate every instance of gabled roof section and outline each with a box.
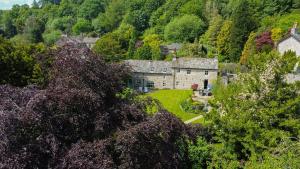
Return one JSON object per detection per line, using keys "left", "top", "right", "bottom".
{"left": 124, "top": 57, "right": 218, "bottom": 74}
{"left": 172, "top": 57, "right": 218, "bottom": 70}
{"left": 278, "top": 33, "right": 300, "bottom": 44}
{"left": 124, "top": 60, "right": 173, "bottom": 74}
{"left": 278, "top": 24, "right": 300, "bottom": 44}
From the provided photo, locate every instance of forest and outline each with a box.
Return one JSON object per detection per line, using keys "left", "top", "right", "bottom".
{"left": 0, "top": 0, "right": 300, "bottom": 168}
{"left": 0, "top": 0, "right": 300, "bottom": 63}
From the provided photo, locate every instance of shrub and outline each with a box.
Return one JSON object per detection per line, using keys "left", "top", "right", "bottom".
{"left": 181, "top": 98, "right": 204, "bottom": 114}
{"left": 256, "top": 31, "right": 274, "bottom": 52}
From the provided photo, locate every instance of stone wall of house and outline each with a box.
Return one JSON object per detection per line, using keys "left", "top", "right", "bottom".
{"left": 132, "top": 73, "right": 174, "bottom": 89}
{"left": 130, "top": 68, "right": 218, "bottom": 90}
{"left": 278, "top": 37, "right": 300, "bottom": 56}
{"left": 174, "top": 68, "right": 218, "bottom": 89}
{"left": 285, "top": 73, "right": 300, "bottom": 83}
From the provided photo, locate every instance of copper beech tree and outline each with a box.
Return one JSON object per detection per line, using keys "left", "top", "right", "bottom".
{"left": 0, "top": 43, "right": 205, "bottom": 169}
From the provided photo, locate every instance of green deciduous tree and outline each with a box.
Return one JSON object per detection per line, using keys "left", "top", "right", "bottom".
{"left": 1, "top": 12, "right": 17, "bottom": 38}
{"left": 134, "top": 44, "right": 152, "bottom": 60}
{"left": 180, "top": 0, "right": 205, "bottom": 19}
{"left": 143, "top": 34, "right": 162, "bottom": 60}
{"left": 92, "top": 32, "right": 125, "bottom": 62}
{"left": 188, "top": 137, "right": 211, "bottom": 169}
{"left": 72, "top": 18, "right": 93, "bottom": 35}
{"left": 43, "top": 30, "right": 62, "bottom": 45}
{"left": 164, "top": 14, "right": 206, "bottom": 42}
{"left": 78, "top": 0, "right": 107, "bottom": 19}
{"left": 92, "top": 0, "right": 126, "bottom": 33}
{"left": 207, "top": 51, "right": 300, "bottom": 166}
{"left": 24, "top": 16, "right": 45, "bottom": 43}
{"left": 0, "top": 37, "right": 39, "bottom": 86}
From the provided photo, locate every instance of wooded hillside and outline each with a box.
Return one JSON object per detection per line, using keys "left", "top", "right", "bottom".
{"left": 1, "top": 0, "right": 299, "bottom": 62}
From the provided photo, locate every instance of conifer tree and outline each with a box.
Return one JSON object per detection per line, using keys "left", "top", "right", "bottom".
{"left": 228, "top": 0, "right": 257, "bottom": 62}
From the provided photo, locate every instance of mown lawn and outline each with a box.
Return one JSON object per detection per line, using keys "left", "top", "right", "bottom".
{"left": 146, "top": 89, "right": 200, "bottom": 121}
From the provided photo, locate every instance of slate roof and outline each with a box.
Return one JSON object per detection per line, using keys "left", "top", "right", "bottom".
{"left": 56, "top": 36, "right": 99, "bottom": 47}
{"left": 124, "top": 60, "right": 173, "bottom": 74}
{"left": 278, "top": 33, "right": 300, "bottom": 44}
{"left": 125, "top": 57, "right": 218, "bottom": 74}
{"left": 82, "top": 37, "right": 99, "bottom": 44}
{"left": 173, "top": 58, "right": 218, "bottom": 70}
{"left": 166, "top": 43, "right": 182, "bottom": 50}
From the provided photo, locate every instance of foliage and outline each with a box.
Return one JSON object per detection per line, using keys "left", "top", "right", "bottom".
{"left": 43, "top": 30, "right": 62, "bottom": 45}
{"left": 188, "top": 137, "right": 211, "bottom": 169}
{"left": 0, "top": 37, "right": 43, "bottom": 86}
{"left": 217, "top": 20, "right": 232, "bottom": 61}
{"left": 93, "top": 32, "right": 125, "bottom": 62}
{"left": 244, "top": 138, "right": 300, "bottom": 168}
{"left": 228, "top": 0, "right": 257, "bottom": 62}
{"left": 0, "top": 43, "right": 203, "bottom": 168}
{"left": 24, "top": 16, "right": 45, "bottom": 43}
{"left": 143, "top": 34, "right": 162, "bottom": 60}
{"left": 180, "top": 0, "right": 205, "bottom": 18}
{"left": 240, "top": 32, "right": 256, "bottom": 65}
{"left": 207, "top": 51, "right": 300, "bottom": 167}
{"left": 164, "top": 14, "right": 206, "bottom": 42}
{"left": 78, "top": 0, "right": 106, "bottom": 19}
{"left": 0, "top": 0, "right": 299, "bottom": 64}
{"left": 134, "top": 44, "right": 152, "bottom": 60}
{"left": 271, "top": 28, "right": 284, "bottom": 43}
{"left": 47, "top": 16, "right": 75, "bottom": 33}
{"left": 177, "top": 41, "right": 207, "bottom": 58}
{"left": 93, "top": 22, "right": 135, "bottom": 61}
{"left": 200, "top": 14, "right": 223, "bottom": 57}
{"left": 181, "top": 98, "right": 205, "bottom": 114}
{"left": 92, "top": 0, "right": 126, "bottom": 33}
{"left": 255, "top": 31, "right": 274, "bottom": 52}
{"left": 72, "top": 18, "right": 93, "bottom": 35}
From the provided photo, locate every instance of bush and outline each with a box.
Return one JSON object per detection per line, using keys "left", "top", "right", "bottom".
{"left": 181, "top": 98, "right": 204, "bottom": 114}
{"left": 43, "top": 30, "right": 62, "bottom": 45}
{"left": 0, "top": 42, "right": 200, "bottom": 168}
{"left": 188, "top": 137, "right": 211, "bottom": 169}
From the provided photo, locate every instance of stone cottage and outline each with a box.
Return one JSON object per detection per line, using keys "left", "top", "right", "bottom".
{"left": 57, "top": 35, "right": 99, "bottom": 49}
{"left": 125, "top": 57, "right": 218, "bottom": 91}
{"left": 278, "top": 23, "right": 300, "bottom": 56}
{"left": 278, "top": 23, "right": 300, "bottom": 83}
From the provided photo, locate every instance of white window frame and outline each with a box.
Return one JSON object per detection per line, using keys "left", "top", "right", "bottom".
{"left": 205, "top": 70, "right": 209, "bottom": 75}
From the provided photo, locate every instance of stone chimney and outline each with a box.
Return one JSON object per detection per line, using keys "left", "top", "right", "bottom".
{"left": 291, "top": 22, "right": 298, "bottom": 35}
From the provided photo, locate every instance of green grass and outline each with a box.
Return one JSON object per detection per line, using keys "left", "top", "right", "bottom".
{"left": 146, "top": 89, "right": 200, "bottom": 121}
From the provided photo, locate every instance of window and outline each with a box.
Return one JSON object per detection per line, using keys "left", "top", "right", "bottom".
{"left": 163, "top": 82, "right": 166, "bottom": 86}
{"left": 147, "top": 82, "right": 154, "bottom": 88}
{"left": 163, "top": 68, "right": 167, "bottom": 72}
{"left": 135, "top": 79, "right": 141, "bottom": 87}
{"left": 177, "top": 68, "right": 180, "bottom": 73}
{"left": 150, "top": 67, "right": 154, "bottom": 71}
{"left": 205, "top": 70, "right": 209, "bottom": 75}
{"left": 176, "top": 81, "right": 179, "bottom": 86}
{"left": 187, "top": 70, "right": 191, "bottom": 74}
